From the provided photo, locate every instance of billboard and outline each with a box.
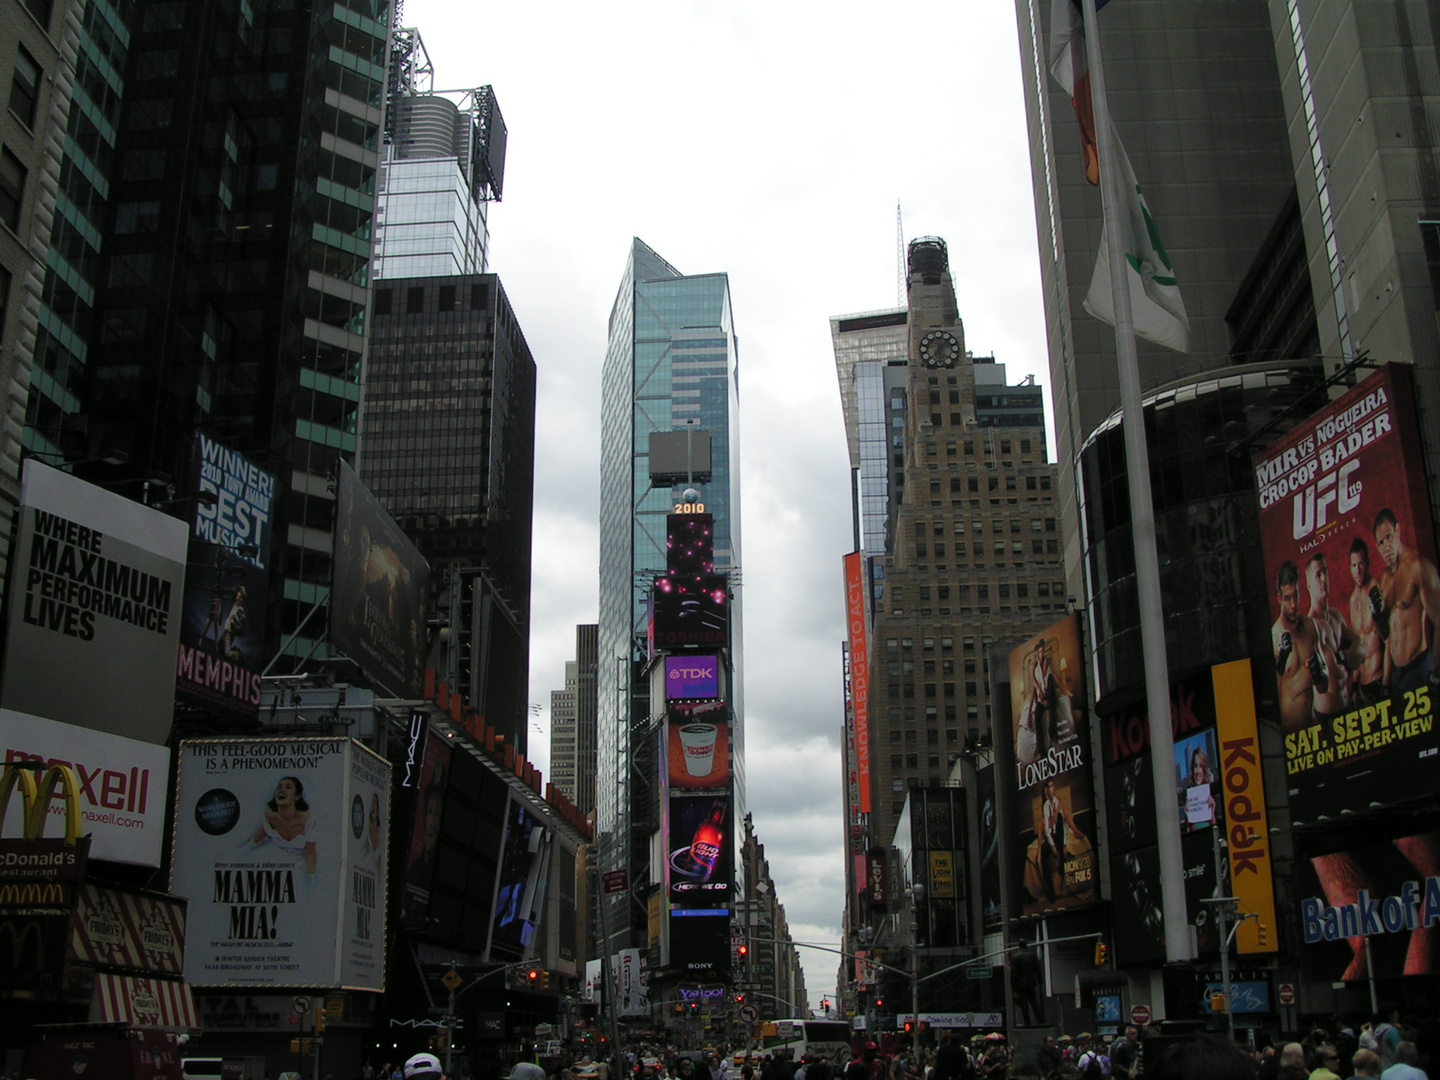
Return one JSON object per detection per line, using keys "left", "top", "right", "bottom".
{"left": 169, "top": 737, "right": 390, "bottom": 989}
{"left": 1211, "top": 660, "right": 1277, "bottom": 955}
{"left": 667, "top": 793, "right": 732, "bottom": 904}
{"left": 652, "top": 575, "right": 728, "bottom": 650}
{"left": 1252, "top": 364, "right": 1440, "bottom": 823}
{"left": 1008, "top": 614, "right": 1097, "bottom": 918}
{"left": 68, "top": 883, "right": 186, "bottom": 975}
{"left": 402, "top": 729, "right": 452, "bottom": 921}
{"left": 665, "top": 703, "right": 729, "bottom": 790}
{"left": 1, "top": 460, "right": 187, "bottom": 745}
{"left": 176, "top": 435, "right": 273, "bottom": 719}
{"left": 843, "top": 552, "right": 872, "bottom": 814}
{"left": 666, "top": 513, "right": 716, "bottom": 575}
{"left": 331, "top": 462, "right": 429, "bottom": 697}
{"left": 1295, "top": 829, "right": 1440, "bottom": 981}
{"left": 665, "top": 655, "right": 719, "bottom": 701}
{"left": 976, "top": 764, "right": 1002, "bottom": 932}
{"left": 841, "top": 643, "right": 863, "bottom": 855}
{"left": 2, "top": 710, "right": 169, "bottom": 866}
{"left": 489, "top": 791, "right": 553, "bottom": 959}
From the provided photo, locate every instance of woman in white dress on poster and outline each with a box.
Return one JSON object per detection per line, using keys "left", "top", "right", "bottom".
{"left": 243, "top": 775, "right": 319, "bottom": 882}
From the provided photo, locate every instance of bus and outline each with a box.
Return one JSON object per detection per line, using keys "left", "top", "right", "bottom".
{"left": 760, "top": 1019, "right": 853, "bottom": 1064}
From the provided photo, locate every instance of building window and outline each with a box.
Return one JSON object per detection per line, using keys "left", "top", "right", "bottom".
{"left": 10, "top": 47, "right": 40, "bottom": 129}
{"left": 373, "top": 288, "right": 392, "bottom": 315}
{"left": 0, "top": 148, "right": 25, "bottom": 230}
{"left": 0, "top": 266, "right": 10, "bottom": 332}
{"left": 906, "top": 754, "right": 918, "bottom": 768}
{"left": 438, "top": 283, "right": 456, "bottom": 310}
{"left": 406, "top": 286, "right": 424, "bottom": 314}
{"left": 24, "top": 0, "right": 52, "bottom": 27}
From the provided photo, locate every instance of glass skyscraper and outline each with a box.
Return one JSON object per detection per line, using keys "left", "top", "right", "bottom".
{"left": 597, "top": 238, "right": 744, "bottom": 951}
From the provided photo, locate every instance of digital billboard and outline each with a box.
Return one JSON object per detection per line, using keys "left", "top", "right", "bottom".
{"left": 489, "top": 791, "right": 552, "bottom": 959}
{"left": 976, "top": 764, "right": 1002, "bottom": 932}
{"left": 1252, "top": 364, "right": 1440, "bottom": 824}
{"left": 1008, "top": 613, "right": 1097, "bottom": 918}
{"left": 1295, "top": 829, "right": 1440, "bottom": 981}
{"left": 843, "top": 552, "right": 872, "bottom": 814}
{"left": 1, "top": 460, "right": 187, "bottom": 745}
{"left": 665, "top": 655, "right": 719, "bottom": 700}
{"left": 402, "top": 729, "right": 451, "bottom": 921}
{"left": 651, "top": 575, "right": 728, "bottom": 650}
{"left": 177, "top": 435, "right": 273, "bottom": 719}
{"left": 667, "top": 792, "right": 732, "bottom": 905}
{"left": 666, "top": 513, "right": 715, "bottom": 576}
{"left": 169, "top": 737, "right": 390, "bottom": 989}
{"left": 1, "top": 710, "right": 170, "bottom": 866}
{"left": 665, "top": 703, "right": 729, "bottom": 790}
{"left": 331, "top": 462, "right": 430, "bottom": 697}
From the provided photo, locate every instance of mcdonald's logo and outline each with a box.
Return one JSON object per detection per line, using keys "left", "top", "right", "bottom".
{"left": 0, "top": 883, "right": 65, "bottom": 906}
{"left": 0, "top": 763, "right": 83, "bottom": 845}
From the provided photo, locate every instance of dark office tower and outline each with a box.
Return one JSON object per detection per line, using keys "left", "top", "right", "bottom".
{"left": 597, "top": 238, "right": 744, "bottom": 953}
{"left": 22, "top": 0, "right": 393, "bottom": 668}
{"left": 362, "top": 274, "right": 536, "bottom": 749}
{"left": 1013, "top": 0, "right": 1301, "bottom": 599}
{"left": 1, "top": 0, "right": 83, "bottom": 578}
{"left": 549, "top": 623, "right": 599, "bottom": 817}
{"left": 863, "top": 237, "right": 1063, "bottom": 851}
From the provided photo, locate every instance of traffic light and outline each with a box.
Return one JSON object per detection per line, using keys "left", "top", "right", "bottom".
{"left": 903, "top": 1021, "right": 912, "bottom": 1034}
{"left": 1257, "top": 922, "right": 1270, "bottom": 948}
{"left": 737, "top": 944, "right": 748, "bottom": 959}
{"left": 540, "top": 971, "right": 551, "bottom": 991}
{"left": 735, "top": 994, "right": 746, "bottom": 1005}
{"left": 874, "top": 998, "right": 884, "bottom": 1010}
{"left": 528, "top": 968, "right": 539, "bottom": 985}
{"left": 1093, "top": 941, "right": 1108, "bottom": 966}
{"left": 314, "top": 1011, "right": 326, "bottom": 1035}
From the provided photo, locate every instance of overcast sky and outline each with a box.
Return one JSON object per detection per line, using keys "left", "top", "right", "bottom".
{"left": 402, "top": 0, "right": 1054, "bottom": 1008}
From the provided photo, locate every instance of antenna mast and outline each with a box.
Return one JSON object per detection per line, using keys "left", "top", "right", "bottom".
{"left": 896, "top": 201, "right": 905, "bottom": 306}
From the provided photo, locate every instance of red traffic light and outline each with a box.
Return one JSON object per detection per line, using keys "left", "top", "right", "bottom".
{"left": 737, "top": 945, "right": 748, "bottom": 957}
{"left": 527, "top": 968, "right": 539, "bottom": 982}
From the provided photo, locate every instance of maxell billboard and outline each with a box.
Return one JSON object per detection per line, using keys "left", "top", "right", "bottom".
{"left": 1007, "top": 613, "right": 1097, "bottom": 918}
{"left": 2, "top": 710, "right": 169, "bottom": 866}
{"left": 331, "top": 462, "right": 430, "bottom": 697}
{"left": 1, "top": 460, "right": 187, "bottom": 745}
{"left": 169, "top": 737, "right": 390, "bottom": 989}
{"left": 843, "top": 552, "right": 871, "bottom": 814}
{"left": 1252, "top": 364, "right": 1440, "bottom": 824}
{"left": 177, "top": 435, "right": 274, "bottom": 719}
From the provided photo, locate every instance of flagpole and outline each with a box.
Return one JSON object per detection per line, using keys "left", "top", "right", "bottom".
{"left": 1079, "top": 0, "right": 1192, "bottom": 968}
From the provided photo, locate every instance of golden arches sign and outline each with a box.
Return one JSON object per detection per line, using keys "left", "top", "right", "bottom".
{"left": 0, "top": 763, "right": 83, "bottom": 845}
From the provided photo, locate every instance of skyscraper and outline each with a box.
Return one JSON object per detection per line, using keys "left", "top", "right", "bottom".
{"left": 22, "top": 0, "right": 395, "bottom": 673}
{"left": 549, "top": 623, "right": 598, "bottom": 816}
{"left": 362, "top": 274, "right": 536, "bottom": 749}
{"left": 374, "top": 30, "right": 505, "bottom": 280}
{"left": 1013, "top": 0, "right": 1300, "bottom": 598}
{"left": 1, "top": 0, "right": 82, "bottom": 578}
{"left": 857, "top": 237, "right": 1063, "bottom": 851}
{"left": 597, "top": 238, "right": 744, "bottom": 952}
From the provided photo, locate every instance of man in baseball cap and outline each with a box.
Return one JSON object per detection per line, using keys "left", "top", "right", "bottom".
{"left": 405, "top": 1053, "right": 444, "bottom": 1079}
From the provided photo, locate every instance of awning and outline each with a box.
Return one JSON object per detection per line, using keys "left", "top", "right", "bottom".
{"left": 90, "top": 972, "right": 200, "bottom": 1031}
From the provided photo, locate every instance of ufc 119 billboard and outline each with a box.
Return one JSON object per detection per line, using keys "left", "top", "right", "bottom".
{"left": 1008, "top": 613, "right": 1098, "bottom": 918}
{"left": 177, "top": 435, "right": 274, "bottom": 719}
{"left": 331, "top": 462, "right": 430, "bottom": 697}
{"left": 1, "top": 460, "right": 187, "bottom": 746}
{"left": 1252, "top": 364, "right": 1440, "bottom": 825}
{"left": 169, "top": 738, "right": 390, "bottom": 989}
{"left": 843, "top": 552, "right": 871, "bottom": 814}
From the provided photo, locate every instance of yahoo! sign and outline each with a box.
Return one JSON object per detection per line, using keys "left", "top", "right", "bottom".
{"left": 665, "top": 656, "right": 718, "bottom": 700}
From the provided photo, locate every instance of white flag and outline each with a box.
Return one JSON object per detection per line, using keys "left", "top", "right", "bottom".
{"left": 1083, "top": 133, "right": 1191, "bottom": 353}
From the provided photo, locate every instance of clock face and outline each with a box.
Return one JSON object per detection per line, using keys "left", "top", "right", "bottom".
{"left": 920, "top": 330, "right": 959, "bottom": 368}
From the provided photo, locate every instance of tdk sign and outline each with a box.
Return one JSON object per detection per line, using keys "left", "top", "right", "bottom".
{"left": 665, "top": 655, "right": 718, "bottom": 701}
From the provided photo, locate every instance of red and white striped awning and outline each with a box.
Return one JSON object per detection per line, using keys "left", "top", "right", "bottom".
{"left": 90, "top": 973, "right": 199, "bottom": 1031}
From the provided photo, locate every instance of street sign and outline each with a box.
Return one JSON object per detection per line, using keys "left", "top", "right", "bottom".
{"left": 1130, "top": 1005, "right": 1151, "bottom": 1026}
{"left": 735, "top": 982, "right": 761, "bottom": 992}
{"left": 1278, "top": 983, "right": 1295, "bottom": 1006}
{"left": 292, "top": 997, "right": 311, "bottom": 1017}
{"left": 442, "top": 968, "right": 463, "bottom": 992}
{"left": 963, "top": 961, "right": 991, "bottom": 980}
{"left": 603, "top": 870, "right": 630, "bottom": 895}
{"left": 738, "top": 1004, "right": 759, "bottom": 1023}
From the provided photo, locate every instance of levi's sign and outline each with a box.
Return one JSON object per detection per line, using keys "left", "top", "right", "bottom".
{"left": 665, "top": 656, "right": 718, "bottom": 701}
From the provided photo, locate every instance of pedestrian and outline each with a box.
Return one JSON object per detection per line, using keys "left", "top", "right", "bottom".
{"left": 405, "top": 1053, "right": 446, "bottom": 1080}
{"left": 1351, "top": 1050, "right": 1380, "bottom": 1077}
{"left": 1307, "top": 1045, "right": 1340, "bottom": 1080}
{"left": 1107, "top": 1029, "right": 1138, "bottom": 1080}
{"left": 1379, "top": 1042, "right": 1426, "bottom": 1080}
{"left": 1142, "top": 1036, "right": 1255, "bottom": 1080}
{"left": 1035, "top": 1037, "right": 1061, "bottom": 1080}
{"left": 1278, "top": 1044, "right": 1308, "bottom": 1080}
